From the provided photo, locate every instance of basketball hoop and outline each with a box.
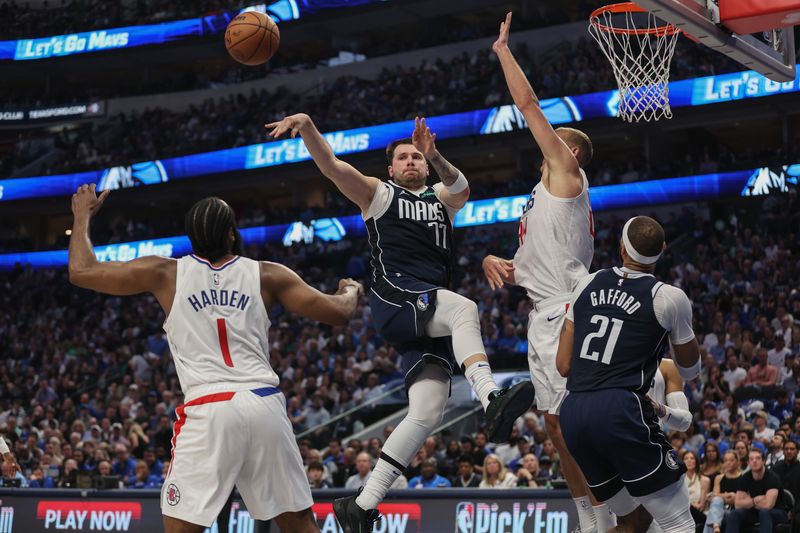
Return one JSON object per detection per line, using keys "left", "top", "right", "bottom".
{"left": 589, "top": 2, "right": 681, "bottom": 122}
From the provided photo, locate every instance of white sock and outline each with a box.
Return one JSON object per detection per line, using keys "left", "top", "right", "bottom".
{"left": 573, "top": 496, "right": 597, "bottom": 532}
{"left": 356, "top": 457, "right": 399, "bottom": 510}
{"left": 464, "top": 361, "right": 499, "bottom": 410}
{"left": 593, "top": 504, "right": 616, "bottom": 532}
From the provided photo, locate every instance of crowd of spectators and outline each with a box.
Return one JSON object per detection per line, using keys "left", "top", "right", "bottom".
{"left": 0, "top": 0, "right": 245, "bottom": 39}
{"left": 3, "top": 28, "right": 746, "bottom": 179}
{"left": 0, "top": 186, "right": 798, "bottom": 495}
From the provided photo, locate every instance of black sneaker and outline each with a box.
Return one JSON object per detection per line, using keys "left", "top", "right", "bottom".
{"left": 484, "top": 381, "right": 535, "bottom": 443}
{"left": 333, "top": 489, "right": 381, "bottom": 533}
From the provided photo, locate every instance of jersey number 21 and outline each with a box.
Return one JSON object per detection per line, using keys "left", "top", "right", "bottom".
{"left": 579, "top": 314, "right": 624, "bottom": 365}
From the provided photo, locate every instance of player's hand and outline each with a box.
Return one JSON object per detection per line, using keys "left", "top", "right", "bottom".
{"left": 337, "top": 278, "right": 364, "bottom": 298}
{"left": 3, "top": 452, "right": 21, "bottom": 475}
{"left": 411, "top": 117, "right": 437, "bottom": 159}
{"left": 71, "top": 183, "right": 110, "bottom": 219}
{"left": 492, "top": 12, "right": 512, "bottom": 54}
{"left": 264, "top": 113, "right": 311, "bottom": 139}
{"left": 482, "top": 255, "right": 514, "bottom": 290}
{"left": 649, "top": 398, "right": 667, "bottom": 418}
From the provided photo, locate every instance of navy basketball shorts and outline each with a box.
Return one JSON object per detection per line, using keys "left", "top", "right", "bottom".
{"left": 368, "top": 273, "right": 457, "bottom": 390}
{"left": 559, "top": 389, "right": 685, "bottom": 501}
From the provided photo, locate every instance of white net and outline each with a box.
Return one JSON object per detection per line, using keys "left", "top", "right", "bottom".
{"left": 589, "top": 6, "right": 681, "bottom": 122}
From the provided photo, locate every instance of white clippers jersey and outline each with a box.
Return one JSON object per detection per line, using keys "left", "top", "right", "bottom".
{"left": 513, "top": 169, "right": 594, "bottom": 304}
{"left": 163, "top": 255, "right": 279, "bottom": 401}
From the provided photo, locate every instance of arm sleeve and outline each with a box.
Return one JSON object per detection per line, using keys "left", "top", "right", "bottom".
{"left": 655, "top": 285, "right": 696, "bottom": 345}
{"left": 432, "top": 183, "right": 461, "bottom": 222}
{"left": 566, "top": 272, "right": 598, "bottom": 321}
{"left": 362, "top": 182, "right": 392, "bottom": 220}
{"left": 662, "top": 391, "right": 692, "bottom": 431}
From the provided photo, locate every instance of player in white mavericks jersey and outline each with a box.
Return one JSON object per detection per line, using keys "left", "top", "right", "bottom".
{"left": 482, "top": 12, "right": 615, "bottom": 533}
{"left": 68, "top": 185, "right": 361, "bottom": 533}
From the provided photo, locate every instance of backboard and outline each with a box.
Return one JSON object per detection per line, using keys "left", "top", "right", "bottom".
{"left": 633, "top": 0, "right": 796, "bottom": 81}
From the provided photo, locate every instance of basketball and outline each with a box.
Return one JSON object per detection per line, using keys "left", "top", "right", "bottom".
{"left": 225, "top": 11, "right": 280, "bottom": 66}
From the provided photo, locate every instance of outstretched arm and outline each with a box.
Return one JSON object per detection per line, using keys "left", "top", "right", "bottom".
{"left": 266, "top": 113, "right": 381, "bottom": 212}
{"left": 68, "top": 184, "right": 175, "bottom": 310}
{"left": 492, "top": 12, "right": 582, "bottom": 197}
{"left": 261, "top": 261, "right": 362, "bottom": 326}
{"left": 482, "top": 255, "right": 515, "bottom": 290}
{"left": 412, "top": 117, "right": 469, "bottom": 209}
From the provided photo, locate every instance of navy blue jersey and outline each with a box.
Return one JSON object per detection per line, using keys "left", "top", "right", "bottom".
{"left": 567, "top": 269, "right": 669, "bottom": 394}
{"left": 365, "top": 182, "right": 454, "bottom": 287}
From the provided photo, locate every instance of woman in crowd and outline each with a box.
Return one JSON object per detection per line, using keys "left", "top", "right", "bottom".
{"left": 684, "top": 451, "right": 710, "bottom": 528}
{"left": 704, "top": 450, "right": 742, "bottom": 533}
{"left": 479, "top": 454, "right": 516, "bottom": 488}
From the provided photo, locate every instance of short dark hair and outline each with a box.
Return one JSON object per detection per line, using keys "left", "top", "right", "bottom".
{"left": 307, "top": 461, "right": 324, "bottom": 472}
{"left": 784, "top": 440, "right": 798, "bottom": 450}
{"left": 555, "top": 127, "right": 593, "bottom": 168}
{"left": 749, "top": 448, "right": 765, "bottom": 460}
{"left": 185, "top": 197, "right": 241, "bottom": 262}
{"left": 457, "top": 455, "right": 474, "bottom": 465}
{"left": 386, "top": 138, "right": 414, "bottom": 165}
{"left": 626, "top": 216, "right": 665, "bottom": 259}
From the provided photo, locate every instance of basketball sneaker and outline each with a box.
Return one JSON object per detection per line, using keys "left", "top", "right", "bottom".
{"left": 484, "top": 381, "right": 535, "bottom": 443}
{"left": 333, "top": 488, "right": 381, "bottom": 533}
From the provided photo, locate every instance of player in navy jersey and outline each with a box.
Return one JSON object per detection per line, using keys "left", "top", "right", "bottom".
{"left": 556, "top": 216, "right": 701, "bottom": 533}
{"left": 267, "top": 114, "right": 534, "bottom": 532}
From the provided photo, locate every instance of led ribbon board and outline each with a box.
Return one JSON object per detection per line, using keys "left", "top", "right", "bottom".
{"left": 2, "top": 164, "right": 795, "bottom": 270}
{"left": 1, "top": 67, "right": 798, "bottom": 202}
{"left": 0, "top": 0, "right": 384, "bottom": 60}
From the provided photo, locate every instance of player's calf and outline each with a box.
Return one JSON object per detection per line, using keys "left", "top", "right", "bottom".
{"left": 273, "top": 508, "right": 320, "bottom": 533}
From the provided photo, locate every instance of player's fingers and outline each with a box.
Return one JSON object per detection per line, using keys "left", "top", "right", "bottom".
{"left": 506, "top": 12, "right": 512, "bottom": 26}
{"left": 98, "top": 189, "right": 111, "bottom": 204}
{"left": 89, "top": 183, "right": 97, "bottom": 193}
{"left": 430, "top": 132, "right": 437, "bottom": 142}
{"left": 264, "top": 122, "right": 279, "bottom": 129}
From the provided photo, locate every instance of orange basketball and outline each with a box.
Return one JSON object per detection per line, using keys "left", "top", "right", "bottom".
{"left": 224, "top": 11, "right": 280, "bottom": 66}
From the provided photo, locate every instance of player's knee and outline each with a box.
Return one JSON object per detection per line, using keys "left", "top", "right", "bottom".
{"left": 408, "top": 409, "right": 443, "bottom": 431}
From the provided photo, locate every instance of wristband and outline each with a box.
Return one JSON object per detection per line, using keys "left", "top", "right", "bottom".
{"left": 677, "top": 358, "right": 701, "bottom": 381}
{"left": 445, "top": 172, "right": 468, "bottom": 194}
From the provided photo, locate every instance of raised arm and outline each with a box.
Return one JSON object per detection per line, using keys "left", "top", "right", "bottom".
{"left": 265, "top": 113, "right": 381, "bottom": 212}
{"left": 411, "top": 117, "right": 469, "bottom": 209}
{"left": 261, "top": 261, "right": 362, "bottom": 326}
{"left": 492, "top": 12, "right": 582, "bottom": 197}
{"left": 68, "top": 184, "right": 175, "bottom": 311}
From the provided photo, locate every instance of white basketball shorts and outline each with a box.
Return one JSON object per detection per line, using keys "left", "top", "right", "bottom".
{"left": 161, "top": 387, "right": 312, "bottom": 526}
{"left": 527, "top": 294, "right": 571, "bottom": 414}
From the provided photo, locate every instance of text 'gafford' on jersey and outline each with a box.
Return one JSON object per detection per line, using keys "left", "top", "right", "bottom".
{"left": 513, "top": 169, "right": 594, "bottom": 303}
{"left": 567, "top": 269, "right": 670, "bottom": 395}
{"left": 163, "top": 255, "right": 279, "bottom": 401}
{"left": 365, "top": 182, "right": 455, "bottom": 287}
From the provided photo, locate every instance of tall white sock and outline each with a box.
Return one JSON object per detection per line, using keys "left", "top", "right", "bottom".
{"left": 573, "top": 496, "right": 597, "bottom": 532}
{"left": 464, "top": 361, "right": 499, "bottom": 410}
{"left": 594, "top": 504, "right": 616, "bottom": 532}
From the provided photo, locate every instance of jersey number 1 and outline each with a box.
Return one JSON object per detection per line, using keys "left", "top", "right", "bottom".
{"left": 579, "top": 314, "right": 623, "bottom": 365}
{"left": 216, "top": 318, "right": 235, "bottom": 367}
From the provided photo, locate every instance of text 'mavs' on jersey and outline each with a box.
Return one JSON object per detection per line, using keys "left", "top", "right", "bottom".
{"left": 567, "top": 269, "right": 670, "bottom": 395}
{"left": 365, "top": 181, "right": 454, "bottom": 287}
{"left": 163, "top": 254, "right": 279, "bottom": 401}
